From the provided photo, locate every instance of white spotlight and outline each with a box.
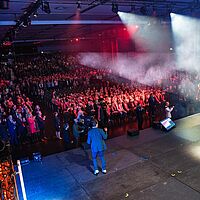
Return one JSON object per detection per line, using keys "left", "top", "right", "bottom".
{"left": 170, "top": 13, "right": 176, "bottom": 19}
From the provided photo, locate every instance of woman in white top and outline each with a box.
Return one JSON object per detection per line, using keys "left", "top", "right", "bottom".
{"left": 165, "top": 102, "right": 174, "bottom": 118}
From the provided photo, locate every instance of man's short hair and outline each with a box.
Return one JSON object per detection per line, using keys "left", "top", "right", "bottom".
{"left": 91, "top": 120, "right": 98, "bottom": 127}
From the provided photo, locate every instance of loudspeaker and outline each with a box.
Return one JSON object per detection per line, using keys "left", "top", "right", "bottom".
{"left": 33, "top": 152, "right": 42, "bottom": 162}
{"left": 127, "top": 129, "right": 140, "bottom": 137}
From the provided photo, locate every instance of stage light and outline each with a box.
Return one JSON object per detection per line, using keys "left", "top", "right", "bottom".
{"left": 152, "top": 6, "right": 156, "bottom": 17}
{"left": 22, "top": 17, "right": 31, "bottom": 27}
{"left": 112, "top": 3, "right": 118, "bottom": 14}
{"left": 140, "top": 6, "right": 147, "bottom": 15}
{"left": 170, "top": 13, "right": 176, "bottom": 19}
{"left": 0, "top": 0, "right": 9, "bottom": 9}
{"left": 77, "top": 1, "right": 81, "bottom": 10}
{"left": 171, "top": 13, "right": 200, "bottom": 73}
{"left": 33, "top": 11, "right": 38, "bottom": 18}
{"left": 130, "top": 5, "right": 135, "bottom": 13}
{"left": 170, "top": 47, "right": 173, "bottom": 51}
{"left": 42, "top": 1, "right": 51, "bottom": 14}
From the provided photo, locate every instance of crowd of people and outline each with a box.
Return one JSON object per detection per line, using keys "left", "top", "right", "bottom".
{"left": 0, "top": 78, "right": 47, "bottom": 147}
{"left": 1, "top": 53, "right": 200, "bottom": 148}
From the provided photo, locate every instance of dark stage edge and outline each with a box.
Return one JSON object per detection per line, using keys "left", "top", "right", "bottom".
{"left": 16, "top": 114, "right": 200, "bottom": 200}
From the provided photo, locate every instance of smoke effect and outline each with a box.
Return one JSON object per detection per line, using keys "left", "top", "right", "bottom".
{"left": 179, "top": 78, "right": 196, "bottom": 99}
{"left": 77, "top": 13, "right": 200, "bottom": 101}
{"left": 78, "top": 52, "right": 176, "bottom": 86}
{"left": 171, "top": 14, "right": 200, "bottom": 73}
{"left": 118, "top": 12, "right": 171, "bottom": 52}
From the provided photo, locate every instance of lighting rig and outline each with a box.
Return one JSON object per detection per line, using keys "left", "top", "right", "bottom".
{"left": 0, "top": 0, "right": 9, "bottom": 9}
{"left": 1, "top": 0, "right": 51, "bottom": 46}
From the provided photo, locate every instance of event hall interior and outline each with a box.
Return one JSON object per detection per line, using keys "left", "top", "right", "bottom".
{"left": 1, "top": 0, "right": 200, "bottom": 200}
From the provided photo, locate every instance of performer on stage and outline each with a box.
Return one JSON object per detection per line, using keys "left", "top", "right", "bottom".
{"left": 54, "top": 112, "right": 62, "bottom": 139}
{"left": 87, "top": 120, "right": 108, "bottom": 175}
{"left": 148, "top": 93, "right": 159, "bottom": 124}
{"left": 165, "top": 102, "right": 174, "bottom": 119}
{"left": 136, "top": 103, "right": 144, "bottom": 130}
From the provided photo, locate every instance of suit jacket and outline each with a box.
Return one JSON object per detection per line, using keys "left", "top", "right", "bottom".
{"left": 36, "top": 116, "right": 45, "bottom": 130}
{"left": 54, "top": 116, "right": 60, "bottom": 129}
{"left": 136, "top": 106, "right": 144, "bottom": 120}
{"left": 148, "top": 96, "right": 157, "bottom": 107}
{"left": 87, "top": 127, "right": 107, "bottom": 152}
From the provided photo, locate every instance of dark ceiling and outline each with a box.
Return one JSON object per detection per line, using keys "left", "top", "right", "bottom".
{"left": 0, "top": 0, "right": 199, "bottom": 44}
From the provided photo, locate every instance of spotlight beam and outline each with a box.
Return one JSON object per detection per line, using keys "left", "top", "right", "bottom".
{"left": 171, "top": 13, "right": 200, "bottom": 72}
{"left": 65, "top": 0, "right": 110, "bottom": 20}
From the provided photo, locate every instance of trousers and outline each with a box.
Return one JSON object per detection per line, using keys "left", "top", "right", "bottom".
{"left": 92, "top": 150, "right": 106, "bottom": 171}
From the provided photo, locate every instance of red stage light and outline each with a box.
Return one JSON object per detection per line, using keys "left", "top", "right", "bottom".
{"left": 3, "top": 41, "right": 12, "bottom": 46}
{"left": 75, "top": 38, "right": 79, "bottom": 42}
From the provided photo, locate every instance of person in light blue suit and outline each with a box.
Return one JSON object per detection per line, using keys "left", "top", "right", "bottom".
{"left": 87, "top": 120, "right": 108, "bottom": 175}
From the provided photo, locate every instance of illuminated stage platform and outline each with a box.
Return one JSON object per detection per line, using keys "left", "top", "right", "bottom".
{"left": 17, "top": 114, "right": 200, "bottom": 200}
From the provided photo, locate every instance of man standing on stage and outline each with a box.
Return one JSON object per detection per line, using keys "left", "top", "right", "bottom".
{"left": 136, "top": 103, "right": 144, "bottom": 130}
{"left": 148, "top": 93, "right": 159, "bottom": 124}
{"left": 87, "top": 120, "right": 108, "bottom": 175}
{"left": 165, "top": 102, "right": 174, "bottom": 119}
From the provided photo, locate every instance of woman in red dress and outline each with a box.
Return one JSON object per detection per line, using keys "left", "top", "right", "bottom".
{"left": 27, "top": 113, "right": 39, "bottom": 142}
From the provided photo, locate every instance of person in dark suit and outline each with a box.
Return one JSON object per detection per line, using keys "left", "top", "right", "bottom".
{"left": 87, "top": 120, "right": 108, "bottom": 175}
{"left": 7, "top": 115, "right": 18, "bottom": 145}
{"left": 54, "top": 112, "right": 62, "bottom": 139}
{"left": 36, "top": 112, "right": 47, "bottom": 141}
{"left": 63, "top": 108, "right": 71, "bottom": 123}
{"left": 63, "top": 121, "right": 70, "bottom": 143}
{"left": 136, "top": 103, "right": 144, "bottom": 130}
{"left": 148, "top": 93, "right": 159, "bottom": 124}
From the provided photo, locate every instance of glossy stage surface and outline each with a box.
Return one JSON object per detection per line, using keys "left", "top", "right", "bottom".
{"left": 16, "top": 114, "right": 200, "bottom": 200}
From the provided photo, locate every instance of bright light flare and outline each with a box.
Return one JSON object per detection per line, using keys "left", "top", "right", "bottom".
{"left": 187, "top": 145, "right": 200, "bottom": 161}
{"left": 171, "top": 13, "right": 200, "bottom": 72}
{"left": 118, "top": 11, "right": 171, "bottom": 52}
{"left": 170, "top": 12, "right": 176, "bottom": 19}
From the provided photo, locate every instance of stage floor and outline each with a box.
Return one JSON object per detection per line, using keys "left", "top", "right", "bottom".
{"left": 16, "top": 114, "right": 200, "bottom": 200}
